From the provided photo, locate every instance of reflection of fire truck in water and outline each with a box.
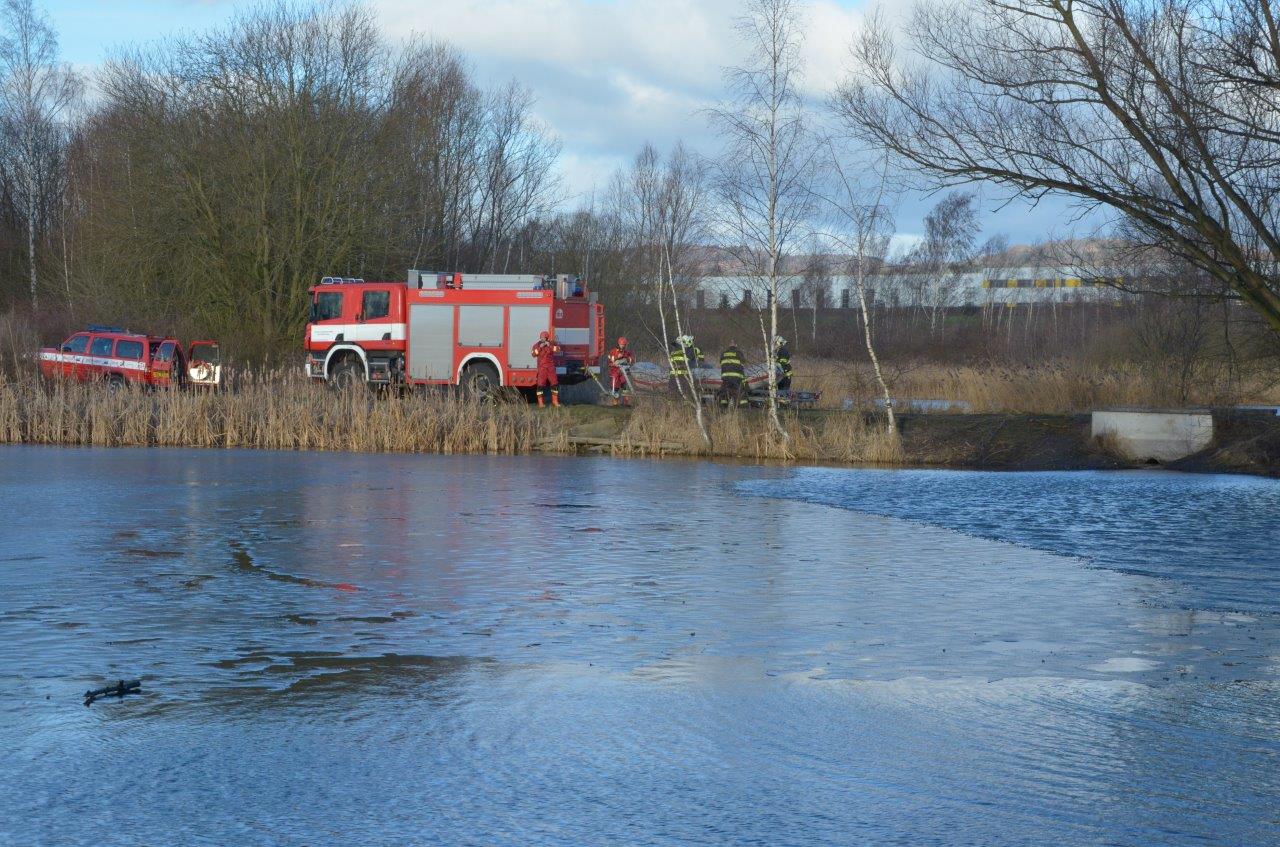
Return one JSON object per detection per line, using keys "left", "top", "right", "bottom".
{"left": 304, "top": 270, "right": 604, "bottom": 395}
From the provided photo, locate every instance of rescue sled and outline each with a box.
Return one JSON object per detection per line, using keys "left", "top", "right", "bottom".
{"left": 621, "top": 361, "right": 822, "bottom": 409}
{"left": 746, "top": 388, "right": 824, "bottom": 410}
{"left": 624, "top": 361, "right": 773, "bottom": 393}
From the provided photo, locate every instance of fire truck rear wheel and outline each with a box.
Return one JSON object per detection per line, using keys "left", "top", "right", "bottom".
{"left": 330, "top": 358, "right": 366, "bottom": 392}
{"left": 105, "top": 374, "right": 124, "bottom": 391}
{"left": 461, "top": 361, "right": 501, "bottom": 401}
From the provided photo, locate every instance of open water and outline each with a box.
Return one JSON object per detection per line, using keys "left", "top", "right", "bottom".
{"left": 0, "top": 446, "right": 1277, "bottom": 845}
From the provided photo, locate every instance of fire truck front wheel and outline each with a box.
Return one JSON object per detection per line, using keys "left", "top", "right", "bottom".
{"left": 329, "top": 357, "right": 367, "bottom": 392}
{"left": 460, "top": 361, "right": 501, "bottom": 401}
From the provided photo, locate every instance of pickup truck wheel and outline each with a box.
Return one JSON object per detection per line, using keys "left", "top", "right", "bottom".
{"left": 330, "top": 359, "right": 366, "bottom": 392}
{"left": 460, "top": 361, "right": 501, "bottom": 402}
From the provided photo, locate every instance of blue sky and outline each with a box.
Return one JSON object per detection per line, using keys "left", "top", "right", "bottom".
{"left": 44, "top": 0, "right": 1094, "bottom": 247}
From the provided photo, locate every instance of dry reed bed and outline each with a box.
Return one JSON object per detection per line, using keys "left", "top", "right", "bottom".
{"left": 0, "top": 376, "right": 560, "bottom": 454}
{"left": 797, "top": 359, "right": 1280, "bottom": 413}
{"left": 0, "top": 374, "right": 900, "bottom": 465}
{"left": 616, "top": 401, "right": 902, "bottom": 465}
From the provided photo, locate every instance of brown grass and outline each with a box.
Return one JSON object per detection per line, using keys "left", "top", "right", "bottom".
{"left": 0, "top": 371, "right": 902, "bottom": 465}
{"left": 615, "top": 401, "right": 902, "bottom": 464}
{"left": 8, "top": 357, "right": 1260, "bottom": 467}
{"left": 0, "top": 372, "right": 558, "bottom": 454}
{"left": 796, "top": 359, "right": 1280, "bottom": 413}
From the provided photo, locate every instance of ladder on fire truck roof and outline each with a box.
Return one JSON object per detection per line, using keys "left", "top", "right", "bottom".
{"left": 406, "top": 269, "right": 583, "bottom": 293}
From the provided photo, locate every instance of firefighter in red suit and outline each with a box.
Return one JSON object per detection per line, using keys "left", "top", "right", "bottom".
{"left": 532, "top": 330, "right": 562, "bottom": 407}
{"left": 607, "top": 336, "right": 636, "bottom": 406}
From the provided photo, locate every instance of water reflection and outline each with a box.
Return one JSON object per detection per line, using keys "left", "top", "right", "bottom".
{"left": 1, "top": 447, "right": 1277, "bottom": 845}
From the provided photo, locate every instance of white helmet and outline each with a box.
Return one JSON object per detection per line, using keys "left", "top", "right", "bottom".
{"left": 773, "top": 335, "right": 786, "bottom": 347}
{"left": 678, "top": 334, "right": 694, "bottom": 346}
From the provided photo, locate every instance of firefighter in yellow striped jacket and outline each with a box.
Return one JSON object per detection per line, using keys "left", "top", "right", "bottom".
{"left": 718, "top": 343, "right": 748, "bottom": 408}
{"left": 774, "top": 335, "right": 793, "bottom": 392}
{"left": 668, "top": 335, "right": 700, "bottom": 392}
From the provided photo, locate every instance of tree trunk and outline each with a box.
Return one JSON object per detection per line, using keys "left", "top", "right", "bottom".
{"left": 857, "top": 252, "right": 893, "bottom": 433}
{"left": 665, "top": 246, "right": 710, "bottom": 447}
{"left": 27, "top": 185, "right": 38, "bottom": 309}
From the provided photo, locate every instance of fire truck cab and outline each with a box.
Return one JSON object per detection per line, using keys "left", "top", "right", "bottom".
{"left": 304, "top": 270, "right": 604, "bottom": 394}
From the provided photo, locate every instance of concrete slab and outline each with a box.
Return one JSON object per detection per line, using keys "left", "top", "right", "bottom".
{"left": 1091, "top": 409, "right": 1214, "bottom": 463}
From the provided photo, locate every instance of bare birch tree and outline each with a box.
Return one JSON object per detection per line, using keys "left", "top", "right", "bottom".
{"left": 819, "top": 149, "right": 897, "bottom": 431}
{"left": 615, "top": 142, "right": 711, "bottom": 445}
{"left": 0, "top": 0, "right": 78, "bottom": 309}
{"left": 708, "top": 0, "right": 819, "bottom": 442}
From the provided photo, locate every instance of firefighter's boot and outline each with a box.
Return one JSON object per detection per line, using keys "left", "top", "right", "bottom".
{"left": 551, "top": 390, "right": 561, "bottom": 408}
{"left": 536, "top": 391, "right": 545, "bottom": 408}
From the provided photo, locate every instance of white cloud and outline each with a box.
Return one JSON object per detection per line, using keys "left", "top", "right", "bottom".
{"left": 372, "top": 0, "right": 866, "bottom": 198}
{"left": 370, "top": 0, "right": 1097, "bottom": 241}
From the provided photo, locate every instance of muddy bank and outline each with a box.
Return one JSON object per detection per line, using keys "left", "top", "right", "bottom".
{"left": 1166, "top": 411, "right": 1280, "bottom": 478}
{"left": 894, "top": 412, "right": 1126, "bottom": 471}
{"left": 555, "top": 408, "right": 1125, "bottom": 470}
{"left": 559, "top": 406, "right": 1279, "bottom": 476}
{"left": 834, "top": 409, "right": 1280, "bottom": 476}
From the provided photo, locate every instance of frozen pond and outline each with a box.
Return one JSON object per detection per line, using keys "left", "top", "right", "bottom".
{"left": 1, "top": 447, "right": 1277, "bottom": 845}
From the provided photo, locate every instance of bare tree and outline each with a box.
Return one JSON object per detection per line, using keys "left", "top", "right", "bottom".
{"left": 0, "top": 0, "right": 78, "bottom": 309}
{"left": 911, "top": 191, "right": 979, "bottom": 332}
{"left": 68, "top": 2, "right": 564, "bottom": 358}
{"left": 614, "top": 142, "right": 712, "bottom": 444}
{"left": 386, "top": 40, "right": 485, "bottom": 273}
{"left": 834, "top": 0, "right": 1280, "bottom": 335}
{"left": 798, "top": 241, "right": 831, "bottom": 343}
{"left": 819, "top": 150, "right": 897, "bottom": 431}
{"left": 708, "top": 0, "right": 819, "bottom": 442}
{"left": 470, "top": 82, "right": 561, "bottom": 273}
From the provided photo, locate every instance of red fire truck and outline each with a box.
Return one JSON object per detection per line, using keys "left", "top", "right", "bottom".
{"left": 38, "top": 325, "right": 221, "bottom": 389}
{"left": 304, "top": 270, "right": 605, "bottom": 394}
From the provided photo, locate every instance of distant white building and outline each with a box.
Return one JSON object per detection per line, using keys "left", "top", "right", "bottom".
{"left": 694, "top": 267, "right": 1131, "bottom": 310}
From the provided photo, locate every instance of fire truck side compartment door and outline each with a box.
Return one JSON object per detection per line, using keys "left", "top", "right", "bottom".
{"left": 458, "top": 305, "right": 503, "bottom": 347}
{"left": 507, "top": 305, "right": 551, "bottom": 368}
{"left": 408, "top": 304, "right": 455, "bottom": 380}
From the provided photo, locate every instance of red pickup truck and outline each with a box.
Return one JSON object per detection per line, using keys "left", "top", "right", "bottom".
{"left": 38, "top": 326, "right": 221, "bottom": 389}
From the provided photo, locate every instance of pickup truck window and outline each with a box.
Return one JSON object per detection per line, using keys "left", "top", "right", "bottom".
{"left": 90, "top": 337, "right": 114, "bottom": 357}
{"left": 315, "top": 291, "right": 343, "bottom": 320}
{"left": 62, "top": 334, "right": 89, "bottom": 354}
{"left": 190, "top": 343, "right": 219, "bottom": 363}
{"left": 153, "top": 341, "right": 176, "bottom": 362}
{"left": 116, "top": 340, "right": 144, "bottom": 360}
